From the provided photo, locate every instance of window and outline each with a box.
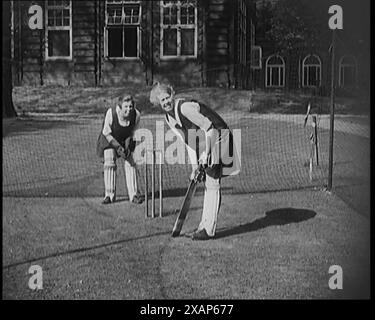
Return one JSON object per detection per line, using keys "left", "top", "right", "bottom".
{"left": 160, "top": 1, "right": 197, "bottom": 58}
{"left": 265, "top": 55, "right": 285, "bottom": 87}
{"left": 45, "top": 0, "right": 72, "bottom": 60}
{"left": 339, "top": 55, "right": 357, "bottom": 87}
{"left": 251, "top": 46, "right": 262, "bottom": 69}
{"left": 105, "top": 0, "right": 141, "bottom": 58}
{"left": 302, "top": 54, "right": 321, "bottom": 87}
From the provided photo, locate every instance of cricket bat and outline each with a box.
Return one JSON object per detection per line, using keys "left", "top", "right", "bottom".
{"left": 171, "top": 165, "right": 205, "bottom": 237}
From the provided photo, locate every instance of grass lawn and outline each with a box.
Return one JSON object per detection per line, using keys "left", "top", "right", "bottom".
{"left": 3, "top": 85, "right": 370, "bottom": 300}
{"left": 13, "top": 85, "right": 370, "bottom": 116}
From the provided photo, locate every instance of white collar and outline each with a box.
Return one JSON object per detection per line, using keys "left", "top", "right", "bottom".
{"left": 173, "top": 98, "right": 183, "bottom": 127}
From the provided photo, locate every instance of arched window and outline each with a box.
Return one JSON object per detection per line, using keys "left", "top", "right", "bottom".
{"left": 339, "top": 55, "right": 357, "bottom": 87}
{"left": 265, "top": 55, "right": 285, "bottom": 87}
{"left": 302, "top": 54, "right": 321, "bottom": 87}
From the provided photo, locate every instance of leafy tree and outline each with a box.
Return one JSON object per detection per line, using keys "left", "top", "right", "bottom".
{"left": 256, "top": 0, "right": 274, "bottom": 43}
{"left": 265, "top": 0, "right": 329, "bottom": 52}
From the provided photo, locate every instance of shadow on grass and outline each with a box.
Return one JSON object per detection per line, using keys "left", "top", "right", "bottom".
{"left": 215, "top": 208, "right": 317, "bottom": 239}
{"left": 3, "top": 230, "right": 172, "bottom": 270}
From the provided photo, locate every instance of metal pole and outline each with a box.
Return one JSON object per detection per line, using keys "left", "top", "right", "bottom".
{"left": 159, "top": 150, "right": 163, "bottom": 217}
{"left": 149, "top": 0, "right": 154, "bottom": 84}
{"left": 309, "top": 134, "right": 313, "bottom": 182}
{"left": 144, "top": 151, "right": 148, "bottom": 218}
{"left": 328, "top": 30, "right": 336, "bottom": 190}
{"left": 10, "top": 1, "right": 14, "bottom": 65}
{"left": 313, "top": 115, "right": 319, "bottom": 166}
{"left": 19, "top": 0, "right": 23, "bottom": 82}
{"left": 151, "top": 149, "right": 155, "bottom": 218}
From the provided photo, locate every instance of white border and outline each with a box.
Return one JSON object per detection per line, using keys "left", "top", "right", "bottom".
{"left": 104, "top": 0, "right": 142, "bottom": 60}
{"left": 160, "top": 0, "right": 198, "bottom": 60}
{"left": 265, "top": 54, "right": 285, "bottom": 87}
{"left": 251, "top": 46, "right": 262, "bottom": 69}
{"left": 45, "top": 0, "right": 73, "bottom": 61}
{"left": 302, "top": 54, "right": 321, "bottom": 87}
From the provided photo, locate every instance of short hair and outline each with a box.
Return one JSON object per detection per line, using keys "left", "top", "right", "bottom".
{"left": 149, "top": 82, "right": 174, "bottom": 106}
{"left": 118, "top": 94, "right": 134, "bottom": 106}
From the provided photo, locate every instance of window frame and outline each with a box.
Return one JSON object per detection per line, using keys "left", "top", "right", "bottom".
{"left": 302, "top": 54, "right": 322, "bottom": 88}
{"left": 160, "top": 0, "right": 198, "bottom": 60}
{"left": 45, "top": 0, "right": 73, "bottom": 61}
{"left": 339, "top": 55, "right": 357, "bottom": 88}
{"left": 265, "top": 54, "right": 285, "bottom": 88}
{"left": 250, "top": 45, "right": 262, "bottom": 69}
{"left": 104, "top": 0, "right": 142, "bottom": 60}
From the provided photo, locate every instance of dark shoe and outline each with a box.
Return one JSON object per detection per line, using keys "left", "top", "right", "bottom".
{"left": 192, "top": 229, "right": 213, "bottom": 241}
{"left": 131, "top": 195, "right": 144, "bottom": 204}
{"left": 102, "top": 196, "right": 112, "bottom": 205}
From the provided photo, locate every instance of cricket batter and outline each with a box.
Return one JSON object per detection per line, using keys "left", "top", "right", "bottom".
{"left": 150, "top": 83, "right": 240, "bottom": 240}
{"left": 96, "top": 94, "right": 143, "bottom": 205}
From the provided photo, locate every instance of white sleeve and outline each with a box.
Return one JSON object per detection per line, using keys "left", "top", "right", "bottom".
{"left": 180, "top": 102, "right": 212, "bottom": 132}
{"left": 102, "top": 108, "right": 113, "bottom": 136}
{"left": 132, "top": 109, "right": 141, "bottom": 136}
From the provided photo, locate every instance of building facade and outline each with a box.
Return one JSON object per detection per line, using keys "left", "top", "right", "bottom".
{"left": 250, "top": 42, "right": 369, "bottom": 94}
{"left": 11, "top": 0, "right": 255, "bottom": 88}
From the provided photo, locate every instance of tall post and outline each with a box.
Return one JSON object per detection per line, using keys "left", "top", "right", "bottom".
{"left": 151, "top": 149, "right": 155, "bottom": 218}
{"left": 159, "top": 150, "right": 163, "bottom": 218}
{"left": 328, "top": 30, "right": 336, "bottom": 190}
{"left": 18, "top": 0, "right": 23, "bottom": 83}
{"left": 313, "top": 115, "right": 319, "bottom": 166}
{"left": 94, "top": 0, "right": 98, "bottom": 86}
{"left": 146, "top": 0, "right": 153, "bottom": 85}
{"left": 98, "top": 0, "right": 102, "bottom": 85}
{"left": 144, "top": 151, "right": 148, "bottom": 218}
{"left": 10, "top": 0, "right": 14, "bottom": 66}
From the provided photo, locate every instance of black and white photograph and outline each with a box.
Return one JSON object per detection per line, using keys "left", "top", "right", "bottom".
{"left": 2, "top": 0, "right": 370, "bottom": 305}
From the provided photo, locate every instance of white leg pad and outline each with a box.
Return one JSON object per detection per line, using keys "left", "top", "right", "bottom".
{"left": 104, "top": 149, "right": 117, "bottom": 201}
{"left": 124, "top": 156, "right": 138, "bottom": 201}
{"left": 198, "top": 175, "right": 221, "bottom": 237}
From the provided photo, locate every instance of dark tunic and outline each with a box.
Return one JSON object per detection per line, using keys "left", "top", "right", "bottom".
{"left": 96, "top": 106, "right": 136, "bottom": 158}
{"left": 166, "top": 99, "right": 234, "bottom": 179}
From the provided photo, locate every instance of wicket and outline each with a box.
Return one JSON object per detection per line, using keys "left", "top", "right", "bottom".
{"left": 144, "top": 149, "right": 163, "bottom": 218}
{"left": 307, "top": 115, "right": 319, "bottom": 181}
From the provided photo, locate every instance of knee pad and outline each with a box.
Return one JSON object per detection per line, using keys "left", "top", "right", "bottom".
{"left": 124, "top": 155, "right": 136, "bottom": 169}
{"left": 104, "top": 148, "right": 116, "bottom": 168}
{"left": 205, "top": 176, "right": 220, "bottom": 191}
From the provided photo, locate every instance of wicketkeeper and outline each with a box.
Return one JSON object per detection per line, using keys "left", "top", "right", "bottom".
{"left": 96, "top": 94, "right": 143, "bottom": 205}
{"left": 150, "top": 83, "right": 240, "bottom": 240}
